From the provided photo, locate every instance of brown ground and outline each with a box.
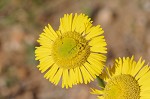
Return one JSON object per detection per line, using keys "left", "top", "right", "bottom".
{"left": 0, "top": 0, "right": 150, "bottom": 99}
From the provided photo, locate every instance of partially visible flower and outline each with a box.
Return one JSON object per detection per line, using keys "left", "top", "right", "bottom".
{"left": 91, "top": 56, "right": 150, "bottom": 99}
{"left": 35, "top": 13, "right": 107, "bottom": 88}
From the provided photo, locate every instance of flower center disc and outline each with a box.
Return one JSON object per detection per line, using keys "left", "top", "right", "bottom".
{"left": 104, "top": 74, "right": 140, "bottom": 99}
{"left": 52, "top": 32, "right": 90, "bottom": 69}
{"left": 57, "top": 38, "right": 77, "bottom": 58}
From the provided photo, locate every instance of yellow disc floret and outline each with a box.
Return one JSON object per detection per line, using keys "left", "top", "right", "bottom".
{"left": 52, "top": 31, "right": 90, "bottom": 69}
{"left": 104, "top": 74, "right": 140, "bottom": 99}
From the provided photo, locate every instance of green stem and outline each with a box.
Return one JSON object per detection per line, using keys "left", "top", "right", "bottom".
{"left": 96, "top": 76, "right": 105, "bottom": 88}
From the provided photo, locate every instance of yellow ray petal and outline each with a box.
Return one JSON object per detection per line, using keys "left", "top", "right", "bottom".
{"left": 71, "top": 13, "right": 92, "bottom": 34}
{"left": 131, "top": 57, "right": 145, "bottom": 77}
{"left": 80, "top": 65, "right": 93, "bottom": 84}
{"left": 44, "top": 64, "right": 58, "bottom": 80}
{"left": 52, "top": 68, "right": 63, "bottom": 85}
{"left": 90, "top": 53, "right": 106, "bottom": 62}
{"left": 74, "top": 67, "right": 83, "bottom": 84}
{"left": 59, "top": 14, "right": 73, "bottom": 33}
{"left": 87, "top": 55, "right": 104, "bottom": 73}
{"left": 90, "top": 46, "right": 107, "bottom": 54}
{"left": 135, "top": 65, "right": 149, "bottom": 80}
{"left": 69, "top": 69, "right": 76, "bottom": 85}
{"left": 84, "top": 62, "right": 97, "bottom": 78}
{"left": 62, "top": 69, "right": 69, "bottom": 88}
{"left": 91, "top": 88, "right": 104, "bottom": 95}
{"left": 86, "top": 25, "right": 104, "bottom": 40}
{"left": 89, "top": 36, "right": 107, "bottom": 47}
{"left": 43, "top": 25, "right": 57, "bottom": 41}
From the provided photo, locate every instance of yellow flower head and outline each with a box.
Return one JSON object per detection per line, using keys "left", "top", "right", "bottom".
{"left": 91, "top": 56, "right": 150, "bottom": 99}
{"left": 35, "top": 13, "right": 107, "bottom": 88}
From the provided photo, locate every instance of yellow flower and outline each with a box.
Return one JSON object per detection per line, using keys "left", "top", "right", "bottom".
{"left": 91, "top": 56, "right": 150, "bottom": 99}
{"left": 35, "top": 13, "right": 107, "bottom": 88}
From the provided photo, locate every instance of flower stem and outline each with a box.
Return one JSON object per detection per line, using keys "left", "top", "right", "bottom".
{"left": 96, "top": 76, "right": 105, "bottom": 88}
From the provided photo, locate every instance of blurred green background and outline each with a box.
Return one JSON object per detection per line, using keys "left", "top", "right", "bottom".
{"left": 0, "top": 0, "right": 150, "bottom": 99}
